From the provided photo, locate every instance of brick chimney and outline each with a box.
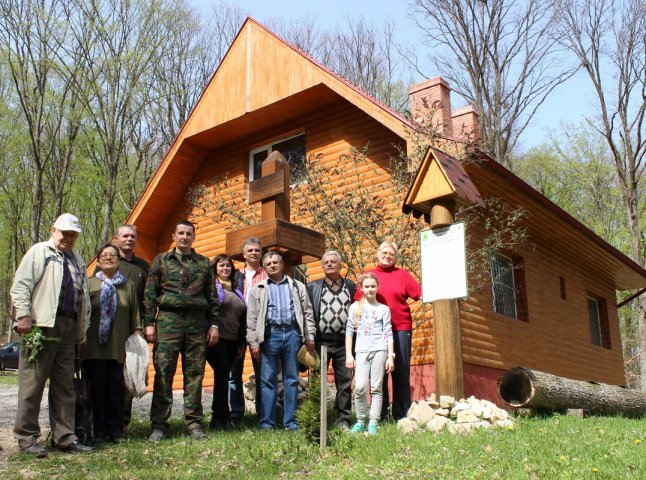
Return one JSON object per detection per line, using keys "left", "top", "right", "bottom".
{"left": 451, "top": 105, "right": 480, "bottom": 142}
{"left": 409, "top": 77, "right": 453, "bottom": 137}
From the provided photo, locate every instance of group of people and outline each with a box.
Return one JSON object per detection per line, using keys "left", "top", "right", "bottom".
{"left": 10, "top": 213, "right": 420, "bottom": 458}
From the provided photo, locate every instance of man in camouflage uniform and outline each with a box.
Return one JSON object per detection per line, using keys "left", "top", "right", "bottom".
{"left": 144, "top": 220, "right": 219, "bottom": 442}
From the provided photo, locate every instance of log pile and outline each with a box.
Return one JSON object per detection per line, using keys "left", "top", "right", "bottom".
{"left": 397, "top": 394, "right": 513, "bottom": 434}
{"left": 498, "top": 366, "right": 646, "bottom": 417}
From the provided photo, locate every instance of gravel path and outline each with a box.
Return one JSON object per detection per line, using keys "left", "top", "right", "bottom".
{"left": 0, "top": 376, "right": 213, "bottom": 460}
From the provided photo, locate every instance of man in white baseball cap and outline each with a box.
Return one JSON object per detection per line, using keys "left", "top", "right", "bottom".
{"left": 11, "top": 213, "right": 92, "bottom": 456}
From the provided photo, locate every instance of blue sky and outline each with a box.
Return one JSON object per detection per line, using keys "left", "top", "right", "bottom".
{"left": 191, "top": 0, "right": 598, "bottom": 152}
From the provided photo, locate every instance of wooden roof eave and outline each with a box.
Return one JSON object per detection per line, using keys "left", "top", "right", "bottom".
{"left": 472, "top": 156, "right": 646, "bottom": 291}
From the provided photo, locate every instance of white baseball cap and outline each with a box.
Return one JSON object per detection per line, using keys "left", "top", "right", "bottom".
{"left": 53, "top": 213, "right": 82, "bottom": 233}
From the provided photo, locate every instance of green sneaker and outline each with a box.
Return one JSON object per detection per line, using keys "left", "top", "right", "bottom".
{"left": 350, "top": 422, "right": 365, "bottom": 433}
{"left": 367, "top": 424, "right": 378, "bottom": 435}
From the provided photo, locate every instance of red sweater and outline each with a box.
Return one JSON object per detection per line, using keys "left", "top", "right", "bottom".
{"left": 354, "top": 264, "right": 422, "bottom": 331}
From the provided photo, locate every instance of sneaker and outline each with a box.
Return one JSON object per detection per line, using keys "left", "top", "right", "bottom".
{"left": 186, "top": 426, "right": 207, "bottom": 441}
{"left": 148, "top": 429, "right": 164, "bottom": 443}
{"left": 20, "top": 444, "right": 48, "bottom": 458}
{"left": 350, "top": 422, "right": 365, "bottom": 433}
{"left": 367, "top": 424, "right": 378, "bottom": 436}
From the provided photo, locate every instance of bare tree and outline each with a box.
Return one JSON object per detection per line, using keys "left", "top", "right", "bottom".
{"left": 556, "top": 0, "right": 646, "bottom": 389}
{"left": 268, "top": 15, "right": 411, "bottom": 113}
{"left": 0, "top": 0, "right": 80, "bottom": 242}
{"left": 61, "top": 0, "right": 165, "bottom": 244}
{"left": 409, "top": 0, "right": 576, "bottom": 168}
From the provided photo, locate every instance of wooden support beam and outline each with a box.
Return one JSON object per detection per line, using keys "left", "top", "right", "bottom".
{"left": 320, "top": 345, "right": 328, "bottom": 450}
{"left": 431, "top": 200, "right": 464, "bottom": 400}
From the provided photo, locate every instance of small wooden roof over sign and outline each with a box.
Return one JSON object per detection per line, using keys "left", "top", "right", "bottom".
{"left": 403, "top": 146, "right": 485, "bottom": 221}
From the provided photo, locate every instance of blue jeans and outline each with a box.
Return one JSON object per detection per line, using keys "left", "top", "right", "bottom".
{"left": 259, "top": 326, "right": 301, "bottom": 429}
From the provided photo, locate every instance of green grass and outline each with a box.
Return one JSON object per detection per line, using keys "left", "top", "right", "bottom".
{"left": 4, "top": 414, "right": 645, "bottom": 479}
{"left": 0, "top": 372, "right": 18, "bottom": 385}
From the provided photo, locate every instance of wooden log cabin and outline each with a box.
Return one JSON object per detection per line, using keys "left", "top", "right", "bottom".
{"left": 126, "top": 18, "right": 646, "bottom": 402}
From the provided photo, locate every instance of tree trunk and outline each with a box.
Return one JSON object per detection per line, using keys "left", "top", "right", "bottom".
{"left": 498, "top": 366, "right": 646, "bottom": 417}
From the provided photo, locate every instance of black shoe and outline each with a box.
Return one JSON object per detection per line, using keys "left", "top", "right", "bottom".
{"left": 20, "top": 444, "right": 48, "bottom": 458}
{"left": 111, "top": 436, "right": 126, "bottom": 444}
{"left": 92, "top": 436, "right": 107, "bottom": 445}
{"left": 58, "top": 441, "right": 94, "bottom": 454}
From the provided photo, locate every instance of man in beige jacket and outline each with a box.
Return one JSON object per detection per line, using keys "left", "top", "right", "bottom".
{"left": 11, "top": 213, "right": 92, "bottom": 457}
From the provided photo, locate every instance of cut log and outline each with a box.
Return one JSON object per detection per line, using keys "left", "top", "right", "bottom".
{"left": 498, "top": 366, "right": 646, "bottom": 417}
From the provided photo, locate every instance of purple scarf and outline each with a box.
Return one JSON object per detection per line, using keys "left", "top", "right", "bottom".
{"left": 96, "top": 270, "right": 126, "bottom": 344}
{"left": 216, "top": 279, "right": 244, "bottom": 304}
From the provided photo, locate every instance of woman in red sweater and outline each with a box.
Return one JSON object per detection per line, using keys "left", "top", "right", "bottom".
{"left": 355, "top": 240, "right": 421, "bottom": 421}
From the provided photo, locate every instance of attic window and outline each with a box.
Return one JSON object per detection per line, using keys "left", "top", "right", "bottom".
{"left": 490, "top": 252, "right": 528, "bottom": 321}
{"left": 249, "top": 133, "right": 306, "bottom": 185}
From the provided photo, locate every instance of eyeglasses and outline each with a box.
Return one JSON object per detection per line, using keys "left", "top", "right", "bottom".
{"left": 379, "top": 252, "right": 396, "bottom": 258}
{"left": 99, "top": 253, "right": 118, "bottom": 259}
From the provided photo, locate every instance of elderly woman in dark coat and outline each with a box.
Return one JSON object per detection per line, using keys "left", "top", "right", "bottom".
{"left": 84, "top": 244, "right": 141, "bottom": 444}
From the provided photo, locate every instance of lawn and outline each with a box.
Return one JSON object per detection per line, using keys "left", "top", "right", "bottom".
{"left": 4, "top": 413, "right": 645, "bottom": 479}
{"left": 0, "top": 372, "right": 18, "bottom": 385}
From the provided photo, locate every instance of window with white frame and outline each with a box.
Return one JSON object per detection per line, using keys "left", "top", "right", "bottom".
{"left": 249, "top": 133, "right": 306, "bottom": 185}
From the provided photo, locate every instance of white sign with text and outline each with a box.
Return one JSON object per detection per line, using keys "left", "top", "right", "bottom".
{"left": 420, "top": 222, "right": 467, "bottom": 302}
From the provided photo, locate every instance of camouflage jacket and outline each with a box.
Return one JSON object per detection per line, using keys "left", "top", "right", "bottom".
{"left": 143, "top": 249, "right": 219, "bottom": 327}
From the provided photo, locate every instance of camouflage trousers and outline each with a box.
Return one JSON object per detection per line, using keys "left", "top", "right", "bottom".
{"left": 150, "top": 310, "right": 207, "bottom": 430}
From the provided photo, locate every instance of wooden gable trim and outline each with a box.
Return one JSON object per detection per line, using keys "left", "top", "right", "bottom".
{"left": 403, "top": 146, "right": 484, "bottom": 218}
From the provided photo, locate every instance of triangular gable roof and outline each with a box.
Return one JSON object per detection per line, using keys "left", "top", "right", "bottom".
{"left": 127, "top": 17, "right": 413, "bottom": 242}
{"left": 403, "top": 146, "right": 485, "bottom": 222}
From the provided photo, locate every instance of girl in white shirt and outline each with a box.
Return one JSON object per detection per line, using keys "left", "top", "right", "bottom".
{"left": 345, "top": 272, "right": 394, "bottom": 435}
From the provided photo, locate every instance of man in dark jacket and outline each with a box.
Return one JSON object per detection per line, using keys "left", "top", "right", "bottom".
{"left": 306, "top": 251, "right": 356, "bottom": 429}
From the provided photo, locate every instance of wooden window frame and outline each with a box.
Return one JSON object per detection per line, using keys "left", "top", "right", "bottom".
{"left": 490, "top": 252, "right": 528, "bottom": 322}
{"left": 587, "top": 294, "right": 611, "bottom": 349}
{"left": 249, "top": 133, "right": 306, "bottom": 184}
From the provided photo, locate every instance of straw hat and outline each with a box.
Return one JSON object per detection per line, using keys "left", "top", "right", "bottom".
{"left": 297, "top": 345, "right": 320, "bottom": 368}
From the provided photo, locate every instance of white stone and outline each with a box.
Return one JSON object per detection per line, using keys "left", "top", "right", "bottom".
{"left": 407, "top": 401, "right": 418, "bottom": 418}
{"left": 494, "top": 419, "right": 514, "bottom": 428}
{"left": 439, "top": 395, "right": 455, "bottom": 408}
{"left": 456, "top": 409, "right": 479, "bottom": 424}
{"left": 397, "top": 418, "right": 419, "bottom": 434}
{"left": 435, "top": 408, "right": 450, "bottom": 417}
{"left": 490, "top": 408, "right": 509, "bottom": 422}
{"left": 448, "top": 422, "right": 475, "bottom": 435}
{"left": 410, "top": 400, "right": 436, "bottom": 425}
{"left": 450, "top": 401, "right": 471, "bottom": 417}
{"left": 426, "top": 415, "right": 449, "bottom": 432}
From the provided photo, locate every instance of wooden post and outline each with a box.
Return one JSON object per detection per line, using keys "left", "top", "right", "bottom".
{"left": 319, "top": 345, "right": 328, "bottom": 450}
{"left": 431, "top": 199, "right": 464, "bottom": 399}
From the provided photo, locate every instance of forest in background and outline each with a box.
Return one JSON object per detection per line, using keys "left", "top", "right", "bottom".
{"left": 0, "top": 0, "right": 644, "bottom": 387}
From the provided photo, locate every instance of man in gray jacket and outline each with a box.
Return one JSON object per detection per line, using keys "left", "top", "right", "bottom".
{"left": 246, "top": 251, "right": 316, "bottom": 430}
{"left": 306, "top": 251, "right": 356, "bottom": 429}
{"left": 11, "top": 213, "right": 93, "bottom": 456}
